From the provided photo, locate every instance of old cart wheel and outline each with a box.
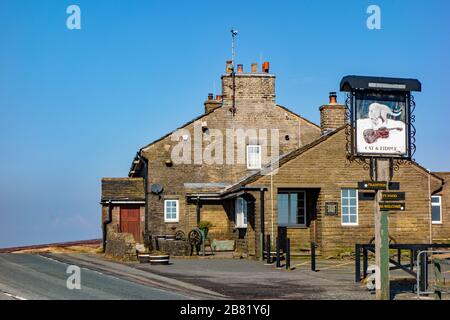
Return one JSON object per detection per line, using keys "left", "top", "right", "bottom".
{"left": 188, "top": 228, "right": 203, "bottom": 255}
{"left": 175, "top": 230, "right": 186, "bottom": 241}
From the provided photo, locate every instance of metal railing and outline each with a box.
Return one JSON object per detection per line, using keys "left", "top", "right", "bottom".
{"left": 416, "top": 250, "right": 450, "bottom": 298}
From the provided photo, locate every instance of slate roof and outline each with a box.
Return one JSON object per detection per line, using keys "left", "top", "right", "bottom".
{"left": 128, "top": 104, "right": 319, "bottom": 176}
{"left": 101, "top": 178, "right": 145, "bottom": 202}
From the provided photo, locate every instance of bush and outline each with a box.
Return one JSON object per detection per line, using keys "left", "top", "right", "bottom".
{"left": 198, "top": 221, "right": 214, "bottom": 230}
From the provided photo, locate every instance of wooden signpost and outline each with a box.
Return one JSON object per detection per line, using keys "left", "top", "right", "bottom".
{"left": 374, "top": 160, "right": 390, "bottom": 301}
{"left": 342, "top": 75, "right": 421, "bottom": 300}
{"left": 358, "top": 175, "right": 406, "bottom": 300}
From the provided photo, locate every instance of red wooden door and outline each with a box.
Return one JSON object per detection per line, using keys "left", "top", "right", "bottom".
{"left": 120, "top": 206, "right": 141, "bottom": 242}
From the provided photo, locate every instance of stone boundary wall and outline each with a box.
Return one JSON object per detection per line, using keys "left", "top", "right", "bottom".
{"left": 105, "top": 225, "right": 137, "bottom": 261}
{"left": 157, "top": 239, "right": 190, "bottom": 256}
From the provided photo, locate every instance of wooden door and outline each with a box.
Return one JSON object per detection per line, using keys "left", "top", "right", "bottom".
{"left": 120, "top": 206, "right": 141, "bottom": 242}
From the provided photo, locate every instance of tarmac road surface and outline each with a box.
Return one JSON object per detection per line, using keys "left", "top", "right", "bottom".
{"left": 0, "top": 253, "right": 190, "bottom": 300}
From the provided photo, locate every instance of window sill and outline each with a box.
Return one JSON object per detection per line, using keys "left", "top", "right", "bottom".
{"left": 432, "top": 222, "right": 443, "bottom": 225}
{"left": 164, "top": 221, "right": 179, "bottom": 223}
{"left": 341, "top": 223, "right": 359, "bottom": 227}
{"left": 278, "top": 225, "right": 308, "bottom": 229}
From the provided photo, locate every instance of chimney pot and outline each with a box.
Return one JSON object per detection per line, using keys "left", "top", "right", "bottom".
{"left": 251, "top": 63, "right": 258, "bottom": 73}
{"left": 216, "top": 95, "right": 221, "bottom": 101}
{"left": 237, "top": 64, "right": 243, "bottom": 73}
{"left": 329, "top": 91, "right": 337, "bottom": 104}
{"left": 204, "top": 94, "right": 221, "bottom": 113}
{"left": 226, "top": 60, "right": 233, "bottom": 73}
{"left": 262, "top": 61, "right": 270, "bottom": 73}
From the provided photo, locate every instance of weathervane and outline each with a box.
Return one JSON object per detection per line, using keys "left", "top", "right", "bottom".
{"left": 230, "top": 29, "right": 238, "bottom": 116}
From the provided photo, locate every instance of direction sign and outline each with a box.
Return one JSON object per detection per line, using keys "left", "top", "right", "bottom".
{"left": 381, "top": 192, "right": 405, "bottom": 201}
{"left": 359, "top": 191, "right": 375, "bottom": 201}
{"left": 388, "top": 182, "right": 400, "bottom": 191}
{"left": 379, "top": 202, "right": 406, "bottom": 211}
{"left": 358, "top": 181, "right": 387, "bottom": 190}
{"left": 358, "top": 181, "right": 401, "bottom": 190}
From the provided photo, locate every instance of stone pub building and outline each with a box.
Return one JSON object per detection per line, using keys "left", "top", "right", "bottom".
{"left": 101, "top": 61, "right": 450, "bottom": 258}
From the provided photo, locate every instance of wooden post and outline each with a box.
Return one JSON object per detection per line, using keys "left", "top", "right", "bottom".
{"left": 196, "top": 197, "right": 201, "bottom": 225}
{"left": 311, "top": 242, "right": 316, "bottom": 272}
{"left": 285, "top": 238, "right": 291, "bottom": 270}
{"left": 363, "top": 248, "right": 368, "bottom": 279}
{"left": 266, "top": 234, "right": 271, "bottom": 264}
{"left": 276, "top": 238, "right": 281, "bottom": 268}
{"left": 355, "top": 244, "right": 361, "bottom": 282}
{"left": 375, "top": 159, "right": 390, "bottom": 300}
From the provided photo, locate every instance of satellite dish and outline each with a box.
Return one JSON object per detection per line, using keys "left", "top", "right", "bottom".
{"left": 151, "top": 184, "right": 164, "bottom": 195}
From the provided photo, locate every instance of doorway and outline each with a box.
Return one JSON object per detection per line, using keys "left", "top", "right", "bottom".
{"left": 120, "top": 205, "right": 141, "bottom": 242}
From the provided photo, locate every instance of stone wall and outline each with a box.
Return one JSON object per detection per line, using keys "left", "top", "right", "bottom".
{"left": 319, "top": 104, "right": 347, "bottom": 134}
{"left": 157, "top": 239, "right": 190, "bottom": 256}
{"left": 140, "top": 70, "right": 321, "bottom": 239}
{"left": 249, "top": 129, "right": 443, "bottom": 256}
{"left": 105, "top": 225, "right": 137, "bottom": 261}
{"left": 433, "top": 172, "right": 450, "bottom": 242}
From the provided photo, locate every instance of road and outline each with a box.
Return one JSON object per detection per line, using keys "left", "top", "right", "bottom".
{"left": 0, "top": 254, "right": 190, "bottom": 300}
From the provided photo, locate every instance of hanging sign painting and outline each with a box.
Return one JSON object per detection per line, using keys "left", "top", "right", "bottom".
{"left": 355, "top": 92, "right": 407, "bottom": 156}
{"left": 340, "top": 76, "right": 421, "bottom": 159}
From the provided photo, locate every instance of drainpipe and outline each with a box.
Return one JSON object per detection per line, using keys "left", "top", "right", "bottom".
{"left": 260, "top": 188, "right": 265, "bottom": 261}
{"left": 102, "top": 200, "right": 113, "bottom": 252}
{"left": 137, "top": 151, "right": 149, "bottom": 246}
{"left": 196, "top": 197, "right": 201, "bottom": 225}
{"left": 428, "top": 173, "right": 432, "bottom": 243}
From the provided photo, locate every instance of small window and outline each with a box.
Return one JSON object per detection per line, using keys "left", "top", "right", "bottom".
{"left": 278, "top": 191, "right": 306, "bottom": 227}
{"left": 164, "top": 200, "right": 179, "bottom": 222}
{"left": 432, "top": 196, "right": 442, "bottom": 224}
{"left": 341, "top": 188, "right": 358, "bottom": 226}
{"left": 246, "top": 145, "right": 261, "bottom": 169}
{"left": 235, "top": 197, "right": 248, "bottom": 228}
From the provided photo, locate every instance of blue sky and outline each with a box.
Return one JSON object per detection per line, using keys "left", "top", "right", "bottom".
{"left": 0, "top": 0, "right": 449, "bottom": 247}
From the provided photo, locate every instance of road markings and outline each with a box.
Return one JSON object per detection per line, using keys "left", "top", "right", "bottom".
{"left": 319, "top": 261, "right": 354, "bottom": 271}
{"left": 1, "top": 290, "right": 27, "bottom": 300}
{"left": 291, "top": 261, "right": 310, "bottom": 268}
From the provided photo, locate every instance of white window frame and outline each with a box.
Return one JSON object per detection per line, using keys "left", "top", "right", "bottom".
{"left": 246, "top": 145, "right": 261, "bottom": 169}
{"left": 341, "top": 188, "right": 358, "bottom": 226}
{"left": 235, "top": 197, "right": 248, "bottom": 228}
{"left": 164, "top": 199, "right": 179, "bottom": 223}
{"left": 431, "top": 195, "right": 442, "bottom": 224}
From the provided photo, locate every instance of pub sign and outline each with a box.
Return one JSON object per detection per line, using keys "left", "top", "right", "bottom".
{"left": 340, "top": 76, "right": 421, "bottom": 159}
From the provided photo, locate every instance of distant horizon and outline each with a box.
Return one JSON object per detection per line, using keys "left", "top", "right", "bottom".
{"left": 1, "top": 0, "right": 449, "bottom": 247}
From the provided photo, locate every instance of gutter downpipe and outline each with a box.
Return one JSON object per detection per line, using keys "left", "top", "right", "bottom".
{"left": 102, "top": 200, "right": 113, "bottom": 252}
{"left": 260, "top": 188, "right": 265, "bottom": 261}
{"left": 137, "top": 151, "right": 149, "bottom": 247}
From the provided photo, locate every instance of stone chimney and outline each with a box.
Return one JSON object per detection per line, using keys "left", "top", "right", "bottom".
{"left": 319, "top": 92, "right": 347, "bottom": 135}
{"left": 204, "top": 93, "right": 221, "bottom": 113}
{"left": 221, "top": 61, "right": 275, "bottom": 110}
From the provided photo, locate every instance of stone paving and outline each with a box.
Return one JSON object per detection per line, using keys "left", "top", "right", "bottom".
{"left": 135, "top": 257, "right": 375, "bottom": 300}
{"left": 48, "top": 253, "right": 444, "bottom": 300}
